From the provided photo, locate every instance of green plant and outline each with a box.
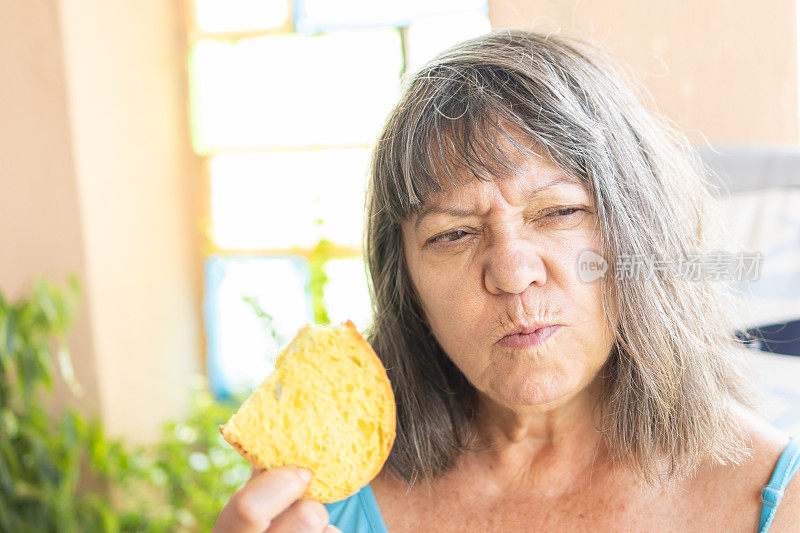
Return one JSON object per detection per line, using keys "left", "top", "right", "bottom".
{"left": 242, "top": 296, "right": 278, "bottom": 343}
{"left": 0, "top": 277, "right": 252, "bottom": 532}
{"left": 309, "top": 238, "right": 335, "bottom": 325}
{"left": 0, "top": 275, "right": 128, "bottom": 532}
{"left": 141, "top": 379, "right": 250, "bottom": 531}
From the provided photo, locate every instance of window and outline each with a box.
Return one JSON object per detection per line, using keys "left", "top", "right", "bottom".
{"left": 186, "top": 0, "right": 490, "bottom": 398}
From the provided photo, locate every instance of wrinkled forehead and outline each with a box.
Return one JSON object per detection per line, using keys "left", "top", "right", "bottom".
{"left": 410, "top": 124, "right": 587, "bottom": 215}
{"left": 432, "top": 150, "right": 582, "bottom": 199}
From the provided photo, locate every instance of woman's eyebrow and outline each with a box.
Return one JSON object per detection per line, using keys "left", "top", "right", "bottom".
{"left": 413, "top": 175, "right": 584, "bottom": 230}
{"left": 413, "top": 205, "right": 481, "bottom": 230}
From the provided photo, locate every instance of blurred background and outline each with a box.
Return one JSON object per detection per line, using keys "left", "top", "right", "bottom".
{"left": 1, "top": 0, "right": 799, "bottom": 530}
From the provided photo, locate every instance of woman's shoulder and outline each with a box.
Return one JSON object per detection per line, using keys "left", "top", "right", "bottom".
{"left": 739, "top": 409, "right": 800, "bottom": 531}
{"left": 689, "top": 408, "right": 800, "bottom": 531}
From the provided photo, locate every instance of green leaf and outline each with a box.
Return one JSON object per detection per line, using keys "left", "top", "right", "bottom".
{"left": 33, "top": 279, "right": 59, "bottom": 327}
{"left": 308, "top": 238, "right": 334, "bottom": 324}
{"left": 0, "top": 437, "right": 21, "bottom": 480}
{"left": 57, "top": 345, "right": 83, "bottom": 396}
{"left": 242, "top": 296, "right": 278, "bottom": 341}
{"left": 0, "top": 408, "right": 17, "bottom": 438}
{"left": 0, "top": 443, "right": 15, "bottom": 495}
{"left": 83, "top": 493, "right": 120, "bottom": 533}
{"left": 13, "top": 478, "right": 45, "bottom": 500}
{"left": 4, "top": 308, "right": 15, "bottom": 355}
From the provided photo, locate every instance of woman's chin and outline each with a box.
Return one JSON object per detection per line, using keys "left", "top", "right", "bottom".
{"left": 489, "top": 373, "right": 574, "bottom": 410}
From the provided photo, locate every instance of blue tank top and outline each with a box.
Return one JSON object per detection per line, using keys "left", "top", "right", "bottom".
{"left": 326, "top": 481, "right": 388, "bottom": 533}
{"left": 326, "top": 436, "right": 800, "bottom": 532}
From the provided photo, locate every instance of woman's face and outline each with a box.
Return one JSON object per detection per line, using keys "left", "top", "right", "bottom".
{"left": 401, "top": 147, "right": 616, "bottom": 411}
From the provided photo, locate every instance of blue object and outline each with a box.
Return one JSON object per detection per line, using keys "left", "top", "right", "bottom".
{"left": 326, "top": 483, "right": 388, "bottom": 533}
{"left": 739, "top": 319, "right": 800, "bottom": 357}
{"left": 759, "top": 435, "right": 800, "bottom": 532}
{"left": 326, "top": 436, "right": 800, "bottom": 532}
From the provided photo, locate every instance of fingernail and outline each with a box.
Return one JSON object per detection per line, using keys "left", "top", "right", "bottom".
{"left": 324, "top": 526, "right": 342, "bottom": 533}
{"left": 297, "top": 467, "right": 312, "bottom": 483}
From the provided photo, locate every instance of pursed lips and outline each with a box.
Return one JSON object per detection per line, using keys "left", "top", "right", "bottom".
{"left": 496, "top": 324, "right": 563, "bottom": 349}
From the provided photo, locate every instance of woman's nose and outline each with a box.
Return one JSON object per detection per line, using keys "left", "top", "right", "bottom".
{"left": 483, "top": 237, "right": 547, "bottom": 295}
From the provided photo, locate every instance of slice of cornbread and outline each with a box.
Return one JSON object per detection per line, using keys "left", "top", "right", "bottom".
{"left": 220, "top": 320, "right": 396, "bottom": 503}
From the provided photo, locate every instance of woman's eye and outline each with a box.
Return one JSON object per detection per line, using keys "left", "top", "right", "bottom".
{"left": 431, "top": 230, "right": 470, "bottom": 243}
{"left": 550, "top": 207, "right": 581, "bottom": 217}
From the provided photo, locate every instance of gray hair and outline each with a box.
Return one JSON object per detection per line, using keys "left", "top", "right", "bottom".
{"left": 364, "top": 29, "right": 757, "bottom": 487}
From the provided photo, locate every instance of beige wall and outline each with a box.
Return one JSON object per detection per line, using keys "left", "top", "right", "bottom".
{"left": 489, "top": 0, "right": 799, "bottom": 144}
{"left": 0, "top": 0, "right": 100, "bottom": 415}
{"left": 1, "top": 0, "right": 203, "bottom": 442}
{"left": 56, "top": 0, "right": 203, "bottom": 441}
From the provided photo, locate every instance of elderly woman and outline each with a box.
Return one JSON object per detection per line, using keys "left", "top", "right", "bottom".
{"left": 214, "top": 30, "right": 800, "bottom": 532}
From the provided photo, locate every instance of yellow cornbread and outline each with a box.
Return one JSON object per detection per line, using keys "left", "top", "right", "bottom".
{"left": 220, "top": 320, "right": 396, "bottom": 503}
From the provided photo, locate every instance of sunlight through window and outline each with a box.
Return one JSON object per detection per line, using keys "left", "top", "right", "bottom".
{"left": 189, "top": 1, "right": 490, "bottom": 397}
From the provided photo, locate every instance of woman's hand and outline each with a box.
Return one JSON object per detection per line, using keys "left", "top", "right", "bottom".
{"left": 212, "top": 466, "right": 341, "bottom": 533}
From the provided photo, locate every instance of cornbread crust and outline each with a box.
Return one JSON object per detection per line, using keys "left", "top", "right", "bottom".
{"left": 220, "top": 321, "right": 396, "bottom": 503}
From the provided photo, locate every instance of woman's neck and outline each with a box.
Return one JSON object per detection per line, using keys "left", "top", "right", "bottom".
{"left": 462, "top": 374, "right": 613, "bottom": 497}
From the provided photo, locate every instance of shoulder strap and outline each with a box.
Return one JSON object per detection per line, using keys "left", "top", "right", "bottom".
{"left": 758, "top": 435, "right": 800, "bottom": 532}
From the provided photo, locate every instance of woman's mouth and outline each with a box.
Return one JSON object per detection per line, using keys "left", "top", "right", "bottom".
{"left": 497, "top": 325, "right": 562, "bottom": 349}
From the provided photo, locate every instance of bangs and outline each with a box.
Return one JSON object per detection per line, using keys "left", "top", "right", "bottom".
{"left": 398, "top": 68, "right": 540, "bottom": 215}
{"left": 374, "top": 58, "right": 601, "bottom": 222}
{"left": 419, "top": 86, "right": 536, "bottom": 200}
